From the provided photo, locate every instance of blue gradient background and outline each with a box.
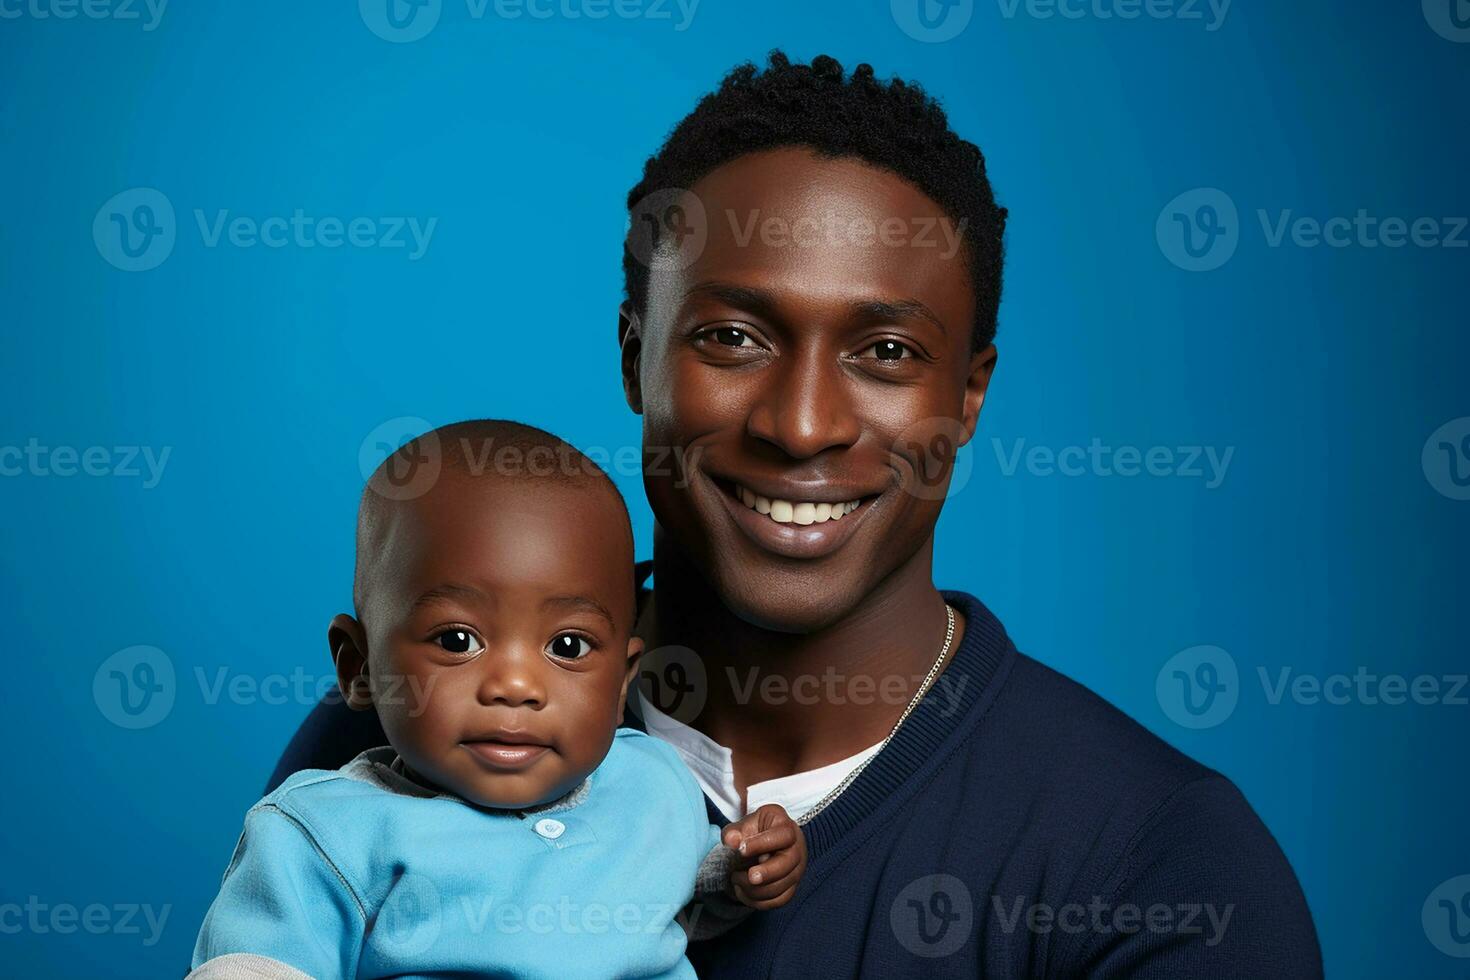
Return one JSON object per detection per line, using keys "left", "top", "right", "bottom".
{"left": 2, "top": 1, "right": 1467, "bottom": 976}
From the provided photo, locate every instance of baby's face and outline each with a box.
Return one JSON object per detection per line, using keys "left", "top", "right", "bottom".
{"left": 350, "top": 473, "right": 640, "bottom": 809}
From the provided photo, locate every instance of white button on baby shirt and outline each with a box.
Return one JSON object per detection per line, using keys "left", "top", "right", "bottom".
{"left": 533, "top": 818, "right": 566, "bottom": 840}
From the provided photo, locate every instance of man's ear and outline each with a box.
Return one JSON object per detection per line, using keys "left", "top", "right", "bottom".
{"left": 618, "top": 302, "right": 644, "bottom": 415}
{"left": 958, "top": 343, "right": 999, "bottom": 445}
{"left": 617, "top": 635, "right": 646, "bottom": 717}
{"left": 328, "top": 613, "right": 373, "bottom": 711}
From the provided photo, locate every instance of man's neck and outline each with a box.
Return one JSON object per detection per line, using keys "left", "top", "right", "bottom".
{"left": 639, "top": 529, "right": 964, "bottom": 796}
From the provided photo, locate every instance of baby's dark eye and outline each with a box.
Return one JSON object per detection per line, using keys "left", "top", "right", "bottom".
{"left": 546, "top": 633, "right": 593, "bottom": 661}
{"left": 865, "top": 340, "right": 912, "bottom": 361}
{"left": 435, "top": 630, "right": 483, "bottom": 655}
{"left": 708, "top": 326, "right": 756, "bottom": 348}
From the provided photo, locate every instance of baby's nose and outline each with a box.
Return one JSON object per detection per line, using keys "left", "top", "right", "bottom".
{"left": 475, "top": 648, "right": 547, "bottom": 708}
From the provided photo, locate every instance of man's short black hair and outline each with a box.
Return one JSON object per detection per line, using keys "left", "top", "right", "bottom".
{"left": 623, "top": 51, "right": 1007, "bottom": 352}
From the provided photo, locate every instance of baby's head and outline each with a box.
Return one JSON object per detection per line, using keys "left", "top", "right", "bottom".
{"left": 330, "top": 420, "right": 642, "bottom": 810}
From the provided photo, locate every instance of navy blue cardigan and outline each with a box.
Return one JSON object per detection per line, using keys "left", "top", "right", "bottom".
{"left": 271, "top": 588, "right": 1320, "bottom": 978}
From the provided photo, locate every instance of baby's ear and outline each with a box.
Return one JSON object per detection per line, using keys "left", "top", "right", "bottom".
{"left": 617, "top": 636, "right": 646, "bottom": 715}
{"left": 328, "top": 614, "right": 373, "bottom": 711}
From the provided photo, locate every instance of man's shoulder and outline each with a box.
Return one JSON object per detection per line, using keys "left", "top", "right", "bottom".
{"left": 949, "top": 645, "right": 1251, "bottom": 852}
{"left": 994, "top": 654, "right": 1260, "bottom": 841}
{"left": 996, "top": 658, "right": 1320, "bottom": 971}
{"left": 945, "top": 591, "right": 1212, "bottom": 791}
{"left": 999, "top": 652, "right": 1217, "bottom": 787}
{"left": 937, "top": 642, "right": 1320, "bottom": 969}
{"left": 930, "top": 591, "right": 1224, "bottom": 824}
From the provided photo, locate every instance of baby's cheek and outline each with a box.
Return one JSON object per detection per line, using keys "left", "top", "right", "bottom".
{"left": 560, "top": 701, "right": 620, "bottom": 775}
{"left": 379, "top": 668, "right": 461, "bottom": 749}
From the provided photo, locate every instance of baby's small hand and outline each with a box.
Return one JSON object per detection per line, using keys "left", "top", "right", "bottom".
{"left": 721, "top": 803, "right": 807, "bottom": 910}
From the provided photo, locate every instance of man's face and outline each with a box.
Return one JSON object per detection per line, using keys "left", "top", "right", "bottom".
{"left": 344, "top": 475, "right": 640, "bottom": 809}
{"left": 624, "top": 148, "right": 996, "bottom": 632}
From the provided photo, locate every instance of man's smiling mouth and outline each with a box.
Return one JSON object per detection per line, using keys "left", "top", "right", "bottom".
{"left": 710, "top": 477, "right": 881, "bottom": 560}
{"left": 731, "top": 483, "right": 863, "bottom": 525}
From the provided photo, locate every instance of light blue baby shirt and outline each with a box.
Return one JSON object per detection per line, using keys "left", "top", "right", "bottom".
{"left": 191, "top": 729, "right": 725, "bottom": 979}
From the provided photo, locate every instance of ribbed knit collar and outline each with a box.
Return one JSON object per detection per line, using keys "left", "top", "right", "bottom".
{"left": 624, "top": 562, "right": 1016, "bottom": 862}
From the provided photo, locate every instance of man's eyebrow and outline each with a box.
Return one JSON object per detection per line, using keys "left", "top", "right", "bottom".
{"left": 687, "top": 281, "right": 948, "bottom": 335}
{"left": 541, "top": 594, "right": 616, "bottom": 626}
{"left": 848, "top": 298, "right": 948, "bottom": 334}
{"left": 409, "top": 583, "right": 486, "bottom": 611}
{"left": 685, "top": 281, "right": 782, "bottom": 319}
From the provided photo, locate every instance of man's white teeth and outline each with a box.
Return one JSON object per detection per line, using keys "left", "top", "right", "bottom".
{"left": 736, "top": 485, "right": 861, "bottom": 525}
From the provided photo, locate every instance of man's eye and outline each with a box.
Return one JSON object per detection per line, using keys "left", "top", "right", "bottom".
{"left": 435, "top": 630, "right": 483, "bottom": 655}
{"left": 708, "top": 326, "right": 756, "bottom": 348}
{"left": 546, "top": 633, "right": 593, "bottom": 661}
{"left": 863, "top": 340, "right": 913, "bottom": 361}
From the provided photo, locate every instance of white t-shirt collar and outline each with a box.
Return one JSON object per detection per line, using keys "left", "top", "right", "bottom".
{"left": 638, "top": 699, "right": 885, "bottom": 823}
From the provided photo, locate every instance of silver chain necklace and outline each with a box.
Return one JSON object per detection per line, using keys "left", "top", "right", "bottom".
{"left": 796, "top": 603, "right": 957, "bottom": 825}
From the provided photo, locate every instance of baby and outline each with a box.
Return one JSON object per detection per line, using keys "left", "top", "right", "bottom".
{"left": 189, "top": 420, "right": 805, "bottom": 979}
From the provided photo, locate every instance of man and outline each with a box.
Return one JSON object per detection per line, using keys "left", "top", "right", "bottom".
{"left": 277, "top": 53, "right": 1321, "bottom": 977}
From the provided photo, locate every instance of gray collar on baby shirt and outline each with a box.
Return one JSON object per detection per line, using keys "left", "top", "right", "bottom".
{"left": 339, "top": 746, "right": 592, "bottom": 817}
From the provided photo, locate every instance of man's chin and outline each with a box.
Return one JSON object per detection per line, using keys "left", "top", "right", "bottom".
{"left": 651, "top": 508, "right": 904, "bottom": 633}
{"left": 708, "top": 560, "right": 872, "bottom": 635}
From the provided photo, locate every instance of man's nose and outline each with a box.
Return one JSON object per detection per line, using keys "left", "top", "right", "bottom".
{"left": 746, "top": 345, "right": 861, "bottom": 459}
{"left": 475, "top": 647, "right": 547, "bottom": 708}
